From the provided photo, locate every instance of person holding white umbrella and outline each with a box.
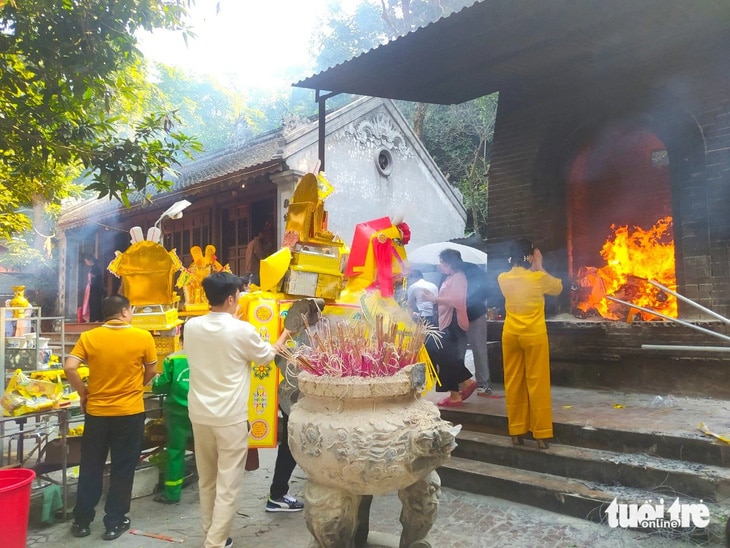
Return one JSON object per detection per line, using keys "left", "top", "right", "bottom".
{"left": 408, "top": 242, "right": 488, "bottom": 266}
{"left": 422, "top": 249, "right": 478, "bottom": 407}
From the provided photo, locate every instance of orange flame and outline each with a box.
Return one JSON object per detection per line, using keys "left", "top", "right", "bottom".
{"left": 574, "top": 217, "right": 677, "bottom": 320}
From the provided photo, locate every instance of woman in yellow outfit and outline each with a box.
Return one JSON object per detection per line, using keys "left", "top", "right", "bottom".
{"left": 498, "top": 239, "right": 562, "bottom": 449}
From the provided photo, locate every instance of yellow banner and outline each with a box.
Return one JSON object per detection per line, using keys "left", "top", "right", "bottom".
{"left": 244, "top": 297, "right": 284, "bottom": 448}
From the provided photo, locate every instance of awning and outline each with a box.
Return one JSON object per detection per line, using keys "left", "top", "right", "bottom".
{"left": 294, "top": 0, "right": 730, "bottom": 105}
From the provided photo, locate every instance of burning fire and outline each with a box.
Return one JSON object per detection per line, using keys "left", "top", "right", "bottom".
{"left": 572, "top": 216, "right": 677, "bottom": 320}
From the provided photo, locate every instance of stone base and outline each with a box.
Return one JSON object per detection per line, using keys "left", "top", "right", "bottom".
{"left": 360, "top": 531, "right": 399, "bottom": 547}
{"left": 331, "top": 531, "right": 430, "bottom": 548}
{"left": 130, "top": 464, "right": 161, "bottom": 499}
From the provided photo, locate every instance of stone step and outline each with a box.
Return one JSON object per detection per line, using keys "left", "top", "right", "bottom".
{"left": 431, "top": 386, "right": 729, "bottom": 543}
{"left": 441, "top": 402, "right": 730, "bottom": 467}
{"left": 438, "top": 456, "right": 726, "bottom": 544}
{"left": 453, "top": 430, "right": 730, "bottom": 502}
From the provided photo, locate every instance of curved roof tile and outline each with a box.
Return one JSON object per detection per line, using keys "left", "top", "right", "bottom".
{"left": 59, "top": 131, "right": 284, "bottom": 228}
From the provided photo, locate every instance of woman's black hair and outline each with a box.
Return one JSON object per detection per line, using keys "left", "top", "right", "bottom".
{"left": 508, "top": 238, "right": 534, "bottom": 268}
{"left": 438, "top": 248, "right": 465, "bottom": 271}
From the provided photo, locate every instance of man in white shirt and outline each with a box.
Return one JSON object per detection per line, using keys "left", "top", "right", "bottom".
{"left": 406, "top": 269, "right": 438, "bottom": 325}
{"left": 184, "top": 272, "right": 289, "bottom": 548}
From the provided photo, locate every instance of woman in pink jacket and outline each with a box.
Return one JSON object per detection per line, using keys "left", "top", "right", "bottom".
{"left": 423, "top": 249, "right": 478, "bottom": 407}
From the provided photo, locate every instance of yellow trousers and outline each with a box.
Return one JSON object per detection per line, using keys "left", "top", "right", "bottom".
{"left": 501, "top": 331, "right": 553, "bottom": 439}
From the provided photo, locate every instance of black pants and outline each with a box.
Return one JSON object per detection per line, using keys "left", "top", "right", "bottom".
{"left": 73, "top": 412, "right": 145, "bottom": 529}
{"left": 427, "top": 318, "right": 470, "bottom": 392}
{"left": 269, "top": 410, "right": 297, "bottom": 499}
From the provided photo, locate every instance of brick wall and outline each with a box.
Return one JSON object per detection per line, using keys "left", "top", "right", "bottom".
{"left": 487, "top": 319, "right": 730, "bottom": 398}
{"left": 483, "top": 59, "right": 730, "bottom": 394}
{"left": 486, "top": 61, "right": 730, "bottom": 319}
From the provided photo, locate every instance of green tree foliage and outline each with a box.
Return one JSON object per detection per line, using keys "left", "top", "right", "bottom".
{"left": 400, "top": 94, "right": 498, "bottom": 238}
{"left": 0, "top": 0, "right": 203, "bottom": 240}
{"left": 314, "top": 1, "right": 386, "bottom": 71}
{"left": 246, "top": 79, "right": 320, "bottom": 134}
{"left": 149, "top": 64, "right": 262, "bottom": 152}
{"left": 312, "top": 0, "right": 472, "bottom": 70}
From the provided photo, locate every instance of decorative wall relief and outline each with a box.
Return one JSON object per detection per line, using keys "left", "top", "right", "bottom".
{"left": 345, "top": 113, "right": 414, "bottom": 159}
{"left": 282, "top": 113, "right": 308, "bottom": 137}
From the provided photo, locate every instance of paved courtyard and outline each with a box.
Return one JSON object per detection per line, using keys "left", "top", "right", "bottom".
{"left": 27, "top": 447, "right": 701, "bottom": 547}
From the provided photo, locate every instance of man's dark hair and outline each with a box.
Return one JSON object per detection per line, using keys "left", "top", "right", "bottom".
{"left": 102, "top": 295, "right": 130, "bottom": 320}
{"left": 203, "top": 272, "right": 245, "bottom": 306}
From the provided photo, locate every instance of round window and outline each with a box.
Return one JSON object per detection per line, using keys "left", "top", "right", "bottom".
{"left": 376, "top": 149, "right": 393, "bottom": 176}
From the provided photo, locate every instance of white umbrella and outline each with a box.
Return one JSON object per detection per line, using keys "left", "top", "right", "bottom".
{"left": 407, "top": 242, "right": 488, "bottom": 266}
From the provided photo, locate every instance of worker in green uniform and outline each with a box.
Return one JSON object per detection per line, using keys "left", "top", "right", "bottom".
{"left": 152, "top": 329, "right": 192, "bottom": 504}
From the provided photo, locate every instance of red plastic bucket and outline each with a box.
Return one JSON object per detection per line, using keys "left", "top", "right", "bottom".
{"left": 0, "top": 468, "right": 36, "bottom": 548}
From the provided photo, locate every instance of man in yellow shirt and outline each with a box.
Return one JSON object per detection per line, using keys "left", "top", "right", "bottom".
{"left": 64, "top": 295, "right": 157, "bottom": 541}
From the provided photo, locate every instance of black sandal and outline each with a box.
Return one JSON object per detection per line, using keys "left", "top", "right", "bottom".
{"left": 536, "top": 439, "right": 549, "bottom": 450}
{"left": 512, "top": 435, "right": 524, "bottom": 447}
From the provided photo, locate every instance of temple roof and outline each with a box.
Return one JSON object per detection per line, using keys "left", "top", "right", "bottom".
{"left": 58, "top": 132, "right": 284, "bottom": 228}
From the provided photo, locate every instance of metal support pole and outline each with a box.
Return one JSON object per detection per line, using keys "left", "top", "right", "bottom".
{"left": 648, "top": 279, "right": 730, "bottom": 324}
{"left": 315, "top": 89, "right": 340, "bottom": 173}
{"left": 59, "top": 408, "right": 69, "bottom": 520}
{"left": 318, "top": 93, "right": 326, "bottom": 172}
{"left": 642, "top": 344, "right": 730, "bottom": 352}
{"left": 605, "top": 296, "right": 730, "bottom": 342}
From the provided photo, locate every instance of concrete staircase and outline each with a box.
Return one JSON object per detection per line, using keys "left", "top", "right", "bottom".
{"left": 435, "top": 388, "right": 730, "bottom": 544}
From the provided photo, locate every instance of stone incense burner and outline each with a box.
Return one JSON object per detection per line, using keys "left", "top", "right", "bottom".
{"left": 288, "top": 363, "right": 460, "bottom": 548}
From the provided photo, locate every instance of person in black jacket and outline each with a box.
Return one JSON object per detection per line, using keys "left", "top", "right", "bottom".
{"left": 81, "top": 254, "right": 104, "bottom": 323}
{"left": 462, "top": 261, "right": 492, "bottom": 395}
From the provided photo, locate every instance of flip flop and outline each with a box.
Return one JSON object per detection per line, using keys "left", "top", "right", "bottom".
{"left": 437, "top": 397, "right": 463, "bottom": 407}
{"left": 460, "top": 381, "right": 478, "bottom": 401}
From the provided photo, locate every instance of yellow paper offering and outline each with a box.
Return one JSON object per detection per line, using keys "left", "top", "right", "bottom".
{"left": 1, "top": 369, "right": 64, "bottom": 416}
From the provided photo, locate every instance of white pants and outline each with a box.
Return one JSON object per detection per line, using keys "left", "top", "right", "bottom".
{"left": 192, "top": 420, "right": 249, "bottom": 548}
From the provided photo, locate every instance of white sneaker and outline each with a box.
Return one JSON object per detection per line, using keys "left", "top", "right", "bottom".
{"left": 266, "top": 494, "right": 304, "bottom": 512}
{"left": 476, "top": 385, "right": 492, "bottom": 396}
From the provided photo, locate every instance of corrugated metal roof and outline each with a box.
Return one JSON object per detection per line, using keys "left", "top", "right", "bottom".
{"left": 294, "top": 0, "right": 730, "bottom": 105}
{"left": 58, "top": 131, "right": 285, "bottom": 228}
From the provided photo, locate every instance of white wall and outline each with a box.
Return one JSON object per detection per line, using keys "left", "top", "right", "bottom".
{"left": 284, "top": 99, "right": 466, "bottom": 252}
